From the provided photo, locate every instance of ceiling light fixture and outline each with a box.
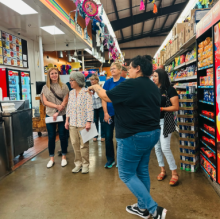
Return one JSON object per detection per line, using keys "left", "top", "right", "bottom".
{"left": 0, "top": 0, "right": 38, "bottom": 15}
{"left": 40, "top": 26, "right": 64, "bottom": 35}
{"left": 154, "top": 0, "right": 198, "bottom": 58}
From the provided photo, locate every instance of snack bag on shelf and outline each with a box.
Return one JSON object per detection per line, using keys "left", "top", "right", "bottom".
{"left": 207, "top": 56, "right": 213, "bottom": 65}
{"left": 204, "top": 76, "right": 209, "bottom": 86}
{"left": 200, "top": 76, "right": 205, "bottom": 85}
{"left": 198, "top": 47, "right": 204, "bottom": 54}
{"left": 175, "top": 57, "right": 179, "bottom": 66}
{"left": 180, "top": 55, "right": 185, "bottom": 64}
{"left": 199, "top": 41, "right": 204, "bottom": 48}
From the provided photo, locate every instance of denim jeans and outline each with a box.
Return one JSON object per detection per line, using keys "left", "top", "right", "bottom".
{"left": 155, "top": 119, "right": 177, "bottom": 170}
{"left": 117, "top": 129, "right": 160, "bottom": 214}
{"left": 46, "top": 115, "right": 68, "bottom": 157}
{"left": 105, "top": 115, "right": 115, "bottom": 163}
{"left": 94, "top": 107, "right": 105, "bottom": 138}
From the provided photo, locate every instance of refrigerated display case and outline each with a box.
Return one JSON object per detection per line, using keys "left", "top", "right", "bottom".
{"left": 21, "top": 71, "right": 32, "bottom": 108}
{"left": 0, "top": 68, "right": 32, "bottom": 108}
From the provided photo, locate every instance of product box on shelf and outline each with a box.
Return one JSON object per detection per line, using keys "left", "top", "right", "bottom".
{"left": 179, "top": 28, "right": 185, "bottom": 48}
{"left": 180, "top": 162, "right": 199, "bottom": 172}
{"left": 174, "top": 35, "right": 180, "bottom": 52}
{"left": 185, "top": 22, "right": 191, "bottom": 42}
{"left": 174, "top": 23, "right": 187, "bottom": 36}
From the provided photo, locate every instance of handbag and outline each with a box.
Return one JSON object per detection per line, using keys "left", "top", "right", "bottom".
{"left": 50, "top": 87, "right": 63, "bottom": 102}
{"left": 163, "top": 89, "right": 176, "bottom": 137}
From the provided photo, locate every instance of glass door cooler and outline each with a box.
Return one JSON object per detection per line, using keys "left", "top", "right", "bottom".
{"left": 21, "top": 71, "right": 32, "bottom": 108}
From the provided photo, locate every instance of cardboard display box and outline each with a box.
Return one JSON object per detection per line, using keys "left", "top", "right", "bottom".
{"left": 185, "top": 22, "right": 191, "bottom": 42}
{"left": 173, "top": 23, "right": 186, "bottom": 37}
{"left": 179, "top": 28, "right": 185, "bottom": 48}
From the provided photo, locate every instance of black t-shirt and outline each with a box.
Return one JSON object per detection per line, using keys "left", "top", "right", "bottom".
{"left": 106, "top": 77, "right": 161, "bottom": 139}
{"left": 160, "top": 86, "right": 178, "bottom": 119}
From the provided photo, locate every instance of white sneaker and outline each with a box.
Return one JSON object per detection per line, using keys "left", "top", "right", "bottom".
{"left": 72, "top": 166, "right": 82, "bottom": 173}
{"left": 82, "top": 166, "right": 89, "bottom": 174}
{"left": 61, "top": 159, "right": 67, "bottom": 167}
{"left": 47, "top": 160, "right": 55, "bottom": 168}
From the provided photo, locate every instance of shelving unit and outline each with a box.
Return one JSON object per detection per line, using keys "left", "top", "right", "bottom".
{"left": 196, "top": 17, "right": 220, "bottom": 184}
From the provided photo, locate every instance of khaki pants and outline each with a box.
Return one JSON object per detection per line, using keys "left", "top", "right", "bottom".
{"left": 69, "top": 126, "right": 90, "bottom": 167}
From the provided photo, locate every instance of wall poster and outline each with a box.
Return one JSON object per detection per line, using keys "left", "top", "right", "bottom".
{"left": 1, "top": 31, "right": 23, "bottom": 67}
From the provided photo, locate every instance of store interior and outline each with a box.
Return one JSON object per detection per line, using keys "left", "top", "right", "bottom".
{"left": 1, "top": 0, "right": 220, "bottom": 218}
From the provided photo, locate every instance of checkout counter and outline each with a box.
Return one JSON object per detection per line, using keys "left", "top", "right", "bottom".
{"left": 0, "top": 100, "right": 33, "bottom": 178}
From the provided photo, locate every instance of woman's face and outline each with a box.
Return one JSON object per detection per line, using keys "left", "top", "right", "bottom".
{"left": 50, "top": 70, "right": 59, "bottom": 82}
{"left": 69, "top": 79, "right": 79, "bottom": 89}
{"left": 128, "top": 62, "right": 139, "bottom": 79}
{"left": 110, "top": 65, "right": 121, "bottom": 77}
{"left": 90, "top": 79, "right": 98, "bottom": 85}
{"left": 153, "top": 72, "right": 159, "bottom": 86}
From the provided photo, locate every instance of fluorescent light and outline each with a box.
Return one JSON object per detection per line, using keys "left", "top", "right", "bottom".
{"left": 0, "top": 0, "right": 38, "bottom": 15}
{"left": 40, "top": 26, "right": 64, "bottom": 35}
{"left": 84, "top": 48, "right": 92, "bottom": 55}
{"left": 154, "top": 0, "right": 198, "bottom": 58}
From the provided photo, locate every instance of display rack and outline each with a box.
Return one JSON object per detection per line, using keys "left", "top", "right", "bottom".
{"left": 196, "top": 6, "right": 220, "bottom": 184}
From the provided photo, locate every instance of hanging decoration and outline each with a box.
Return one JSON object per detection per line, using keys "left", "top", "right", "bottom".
{"left": 148, "top": 0, "right": 158, "bottom": 14}
{"left": 140, "top": 0, "right": 145, "bottom": 11}
{"left": 70, "top": 0, "right": 123, "bottom": 61}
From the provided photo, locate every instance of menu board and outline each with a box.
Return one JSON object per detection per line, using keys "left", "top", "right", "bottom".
{"left": 1, "top": 31, "right": 23, "bottom": 67}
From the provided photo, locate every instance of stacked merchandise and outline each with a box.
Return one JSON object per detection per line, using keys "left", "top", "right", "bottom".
{"left": 198, "top": 37, "right": 213, "bottom": 69}
{"left": 177, "top": 86, "right": 199, "bottom": 172}
{"left": 199, "top": 68, "right": 214, "bottom": 87}
{"left": 171, "top": 64, "right": 197, "bottom": 81}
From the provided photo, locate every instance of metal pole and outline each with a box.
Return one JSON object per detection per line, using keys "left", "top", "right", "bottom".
{"left": 39, "top": 36, "right": 45, "bottom": 81}
{"left": 82, "top": 50, "right": 85, "bottom": 71}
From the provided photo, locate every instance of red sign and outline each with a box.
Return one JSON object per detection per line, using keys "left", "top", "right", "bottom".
{"left": 197, "top": 1, "right": 220, "bottom": 38}
{"left": 21, "top": 72, "right": 25, "bottom": 77}
{"left": 8, "top": 71, "right": 13, "bottom": 76}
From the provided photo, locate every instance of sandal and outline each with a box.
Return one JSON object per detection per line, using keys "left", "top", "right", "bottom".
{"left": 93, "top": 138, "right": 97, "bottom": 142}
{"left": 169, "top": 174, "right": 179, "bottom": 186}
{"left": 157, "top": 171, "right": 167, "bottom": 181}
{"left": 101, "top": 138, "right": 105, "bottom": 142}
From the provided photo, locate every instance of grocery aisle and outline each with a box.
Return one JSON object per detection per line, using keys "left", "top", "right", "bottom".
{"left": 0, "top": 133, "right": 220, "bottom": 219}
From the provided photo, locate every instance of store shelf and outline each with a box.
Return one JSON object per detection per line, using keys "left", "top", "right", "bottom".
{"left": 198, "top": 64, "right": 213, "bottom": 71}
{"left": 179, "top": 106, "right": 197, "bottom": 110}
{"left": 200, "top": 140, "right": 216, "bottom": 154}
{"left": 200, "top": 128, "right": 215, "bottom": 139}
{"left": 198, "top": 86, "right": 214, "bottom": 88}
{"left": 185, "top": 58, "right": 197, "bottom": 65}
{"left": 200, "top": 151, "right": 216, "bottom": 169}
{"left": 177, "top": 114, "right": 197, "bottom": 118}
{"left": 175, "top": 85, "right": 197, "bottom": 89}
{"left": 199, "top": 100, "right": 214, "bottom": 105}
{"left": 177, "top": 122, "right": 197, "bottom": 126}
{"left": 179, "top": 129, "right": 196, "bottom": 134}
{"left": 201, "top": 165, "right": 215, "bottom": 181}
{"left": 174, "top": 62, "right": 186, "bottom": 70}
{"left": 200, "top": 114, "right": 215, "bottom": 122}
{"left": 179, "top": 99, "right": 197, "bottom": 102}
{"left": 165, "top": 35, "right": 196, "bottom": 65}
{"left": 172, "top": 75, "right": 197, "bottom": 82}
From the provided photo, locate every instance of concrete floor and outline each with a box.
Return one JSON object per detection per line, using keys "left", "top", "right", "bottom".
{"left": 1, "top": 133, "right": 220, "bottom": 219}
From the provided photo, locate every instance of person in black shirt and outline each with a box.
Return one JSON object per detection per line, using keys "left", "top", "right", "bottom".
{"left": 88, "top": 56, "right": 167, "bottom": 219}
{"left": 153, "top": 69, "right": 179, "bottom": 186}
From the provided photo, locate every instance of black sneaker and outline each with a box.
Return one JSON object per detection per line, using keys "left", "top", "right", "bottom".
{"left": 126, "top": 203, "right": 150, "bottom": 219}
{"left": 152, "top": 206, "right": 167, "bottom": 219}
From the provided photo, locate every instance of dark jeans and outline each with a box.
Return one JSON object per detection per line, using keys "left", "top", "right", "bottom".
{"left": 46, "top": 115, "right": 68, "bottom": 157}
{"left": 105, "top": 115, "right": 115, "bottom": 163}
{"left": 94, "top": 107, "right": 105, "bottom": 138}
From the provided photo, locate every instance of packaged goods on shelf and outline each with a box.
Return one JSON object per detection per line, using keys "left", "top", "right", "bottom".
{"left": 185, "top": 48, "right": 196, "bottom": 62}
{"left": 203, "top": 89, "right": 214, "bottom": 102}
{"left": 204, "top": 124, "right": 215, "bottom": 135}
{"left": 198, "top": 37, "right": 213, "bottom": 68}
{"left": 201, "top": 110, "right": 214, "bottom": 119}
{"left": 172, "top": 64, "right": 197, "bottom": 80}
{"left": 179, "top": 93, "right": 196, "bottom": 99}
{"left": 202, "top": 136, "right": 215, "bottom": 147}
{"left": 201, "top": 147, "right": 215, "bottom": 159}
{"left": 179, "top": 125, "right": 197, "bottom": 131}
{"left": 200, "top": 155, "right": 216, "bottom": 181}
{"left": 180, "top": 163, "right": 199, "bottom": 172}
{"left": 180, "top": 140, "right": 197, "bottom": 147}
{"left": 178, "top": 117, "right": 197, "bottom": 123}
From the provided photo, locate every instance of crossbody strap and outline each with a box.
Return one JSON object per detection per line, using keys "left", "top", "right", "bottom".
{"left": 50, "top": 87, "right": 63, "bottom": 102}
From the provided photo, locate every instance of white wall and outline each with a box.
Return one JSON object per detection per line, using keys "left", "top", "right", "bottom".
{"left": 0, "top": 26, "right": 42, "bottom": 107}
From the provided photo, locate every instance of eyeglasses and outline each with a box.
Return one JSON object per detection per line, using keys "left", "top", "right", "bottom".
{"left": 69, "top": 80, "right": 75, "bottom": 82}
{"left": 110, "top": 68, "right": 117, "bottom": 71}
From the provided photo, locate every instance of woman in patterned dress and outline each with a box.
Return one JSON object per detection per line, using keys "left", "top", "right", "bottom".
{"left": 65, "top": 72, "right": 93, "bottom": 174}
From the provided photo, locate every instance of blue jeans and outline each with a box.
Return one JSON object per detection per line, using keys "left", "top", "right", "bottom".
{"left": 46, "top": 115, "right": 68, "bottom": 157}
{"left": 94, "top": 107, "right": 105, "bottom": 138}
{"left": 155, "top": 119, "right": 177, "bottom": 170}
{"left": 105, "top": 116, "right": 115, "bottom": 163}
{"left": 117, "top": 129, "right": 160, "bottom": 214}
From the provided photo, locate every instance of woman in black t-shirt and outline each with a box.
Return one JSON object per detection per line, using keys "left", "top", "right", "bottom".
{"left": 153, "top": 69, "right": 179, "bottom": 186}
{"left": 88, "top": 56, "right": 167, "bottom": 219}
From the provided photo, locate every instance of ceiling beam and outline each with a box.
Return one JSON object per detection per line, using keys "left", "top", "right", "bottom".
{"left": 118, "top": 27, "right": 170, "bottom": 44}
{"left": 150, "top": 0, "right": 162, "bottom": 34}
{"left": 141, "top": 0, "right": 148, "bottom": 35}
{"left": 160, "top": 0, "right": 177, "bottom": 31}
{"left": 129, "top": 0, "right": 133, "bottom": 37}
{"left": 111, "top": 1, "right": 187, "bottom": 31}
{"left": 111, "top": 0, "right": 124, "bottom": 40}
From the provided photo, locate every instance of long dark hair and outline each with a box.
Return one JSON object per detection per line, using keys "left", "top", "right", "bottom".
{"left": 154, "top": 69, "right": 171, "bottom": 90}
